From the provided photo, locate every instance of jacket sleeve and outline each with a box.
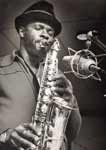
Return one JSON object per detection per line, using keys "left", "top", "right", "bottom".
{"left": 0, "top": 141, "right": 17, "bottom": 150}
{"left": 0, "top": 130, "right": 17, "bottom": 150}
{"left": 66, "top": 96, "right": 82, "bottom": 150}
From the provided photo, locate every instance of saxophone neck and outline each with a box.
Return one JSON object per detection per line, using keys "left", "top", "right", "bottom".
{"left": 51, "top": 38, "right": 61, "bottom": 52}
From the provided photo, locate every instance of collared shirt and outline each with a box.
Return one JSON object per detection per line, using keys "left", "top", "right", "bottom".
{"left": 12, "top": 49, "right": 59, "bottom": 85}
{"left": 12, "top": 50, "right": 44, "bottom": 85}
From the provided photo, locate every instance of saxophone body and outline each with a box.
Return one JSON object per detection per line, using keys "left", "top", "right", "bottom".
{"left": 32, "top": 39, "right": 73, "bottom": 150}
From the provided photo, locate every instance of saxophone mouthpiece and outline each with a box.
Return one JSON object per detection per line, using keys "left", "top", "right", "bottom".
{"left": 51, "top": 38, "right": 61, "bottom": 51}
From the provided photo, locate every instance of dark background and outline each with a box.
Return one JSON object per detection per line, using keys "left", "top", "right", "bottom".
{"left": 0, "top": 0, "right": 106, "bottom": 149}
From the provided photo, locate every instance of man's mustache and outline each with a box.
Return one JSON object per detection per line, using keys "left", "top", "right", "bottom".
{"left": 39, "top": 40, "right": 54, "bottom": 47}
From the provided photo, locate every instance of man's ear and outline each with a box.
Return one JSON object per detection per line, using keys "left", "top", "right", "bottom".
{"left": 19, "top": 26, "right": 25, "bottom": 38}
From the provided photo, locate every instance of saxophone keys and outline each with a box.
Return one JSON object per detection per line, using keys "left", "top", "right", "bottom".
{"left": 44, "top": 88, "right": 52, "bottom": 95}
{"left": 41, "top": 103, "right": 48, "bottom": 113}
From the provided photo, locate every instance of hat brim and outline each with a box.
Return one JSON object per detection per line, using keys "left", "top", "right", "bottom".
{"left": 15, "top": 12, "right": 62, "bottom": 36}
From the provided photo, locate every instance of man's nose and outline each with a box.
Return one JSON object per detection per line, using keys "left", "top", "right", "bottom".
{"left": 40, "top": 34, "right": 49, "bottom": 40}
{"left": 40, "top": 29, "right": 49, "bottom": 40}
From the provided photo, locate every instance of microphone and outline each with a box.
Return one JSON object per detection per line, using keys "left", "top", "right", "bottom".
{"left": 63, "top": 55, "right": 101, "bottom": 75}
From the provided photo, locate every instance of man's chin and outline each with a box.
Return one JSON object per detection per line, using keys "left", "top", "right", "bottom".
{"left": 38, "top": 53, "right": 46, "bottom": 61}
{"left": 38, "top": 47, "right": 48, "bottom": 56}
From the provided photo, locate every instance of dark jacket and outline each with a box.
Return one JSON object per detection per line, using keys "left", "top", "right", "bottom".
{"left": 0, "top": 51, "right": 81, "bottom": 150}
{"left": 0, "top": 52, "right": 38, "bottom": 132}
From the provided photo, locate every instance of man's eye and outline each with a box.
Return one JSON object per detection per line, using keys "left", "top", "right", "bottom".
{"left": 48, "top": 30, "right": 54, "bottom": 36}
{"left": 34, "top": 25, "right": 43, "bottom": 30}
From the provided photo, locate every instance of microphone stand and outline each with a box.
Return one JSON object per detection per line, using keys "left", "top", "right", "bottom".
{"left": 90, "top": 33, "right": 106, "bottom": 97}
{"left": 88, "top": 31, "right": 106, "bottom": 54}
{"left": 77, "top": 31, "right": 106, "bottom": 95}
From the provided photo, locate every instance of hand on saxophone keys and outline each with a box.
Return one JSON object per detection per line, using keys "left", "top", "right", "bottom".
{"left": 0, "top": 123, "right": 41, "bottom": 150}
{"left": 47, "top": 70, "right": 74, "bottom": 104}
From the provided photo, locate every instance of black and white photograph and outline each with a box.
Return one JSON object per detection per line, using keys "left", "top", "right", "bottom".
{"left": 0, "top": 0, "right": 106, "bottom": 150}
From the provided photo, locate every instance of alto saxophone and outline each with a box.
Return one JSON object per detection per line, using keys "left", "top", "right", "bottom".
{"left": 32, "top": 39, "right": 73, "bottom": 150}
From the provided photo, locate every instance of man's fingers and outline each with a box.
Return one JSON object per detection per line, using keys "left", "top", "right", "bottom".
{"left": 47, "top": 80, "right": 67, "bottom": 88}
{"left": 24, "top": 123, "right": 41, "bottom": 136}
{"left": 10, "top": 131, "right": 36, "bottom": 149}
{"left": 15, "top": 129, "right": 39, "bottom": 146}
{"left": 19, "top": 148, "right": 24, "bottom": 150}
{"left": 51, "top": 86, "right": 71, "bottom": 95}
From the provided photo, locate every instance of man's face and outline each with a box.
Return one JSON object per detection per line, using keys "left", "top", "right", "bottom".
{"left": 20, "top": 22, "right": 55, "bottom": 60}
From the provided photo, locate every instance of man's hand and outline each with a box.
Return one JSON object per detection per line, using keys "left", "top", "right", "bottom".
{"left": 49, "top": 70, "right": 74, "bottom": 104}
{"left": 6, "top": 123, "right": 41, "bottom": 150}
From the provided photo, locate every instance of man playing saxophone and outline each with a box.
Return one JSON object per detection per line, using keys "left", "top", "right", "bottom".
{"left": 0, "top": 1, "right": 81, "bottom": 150}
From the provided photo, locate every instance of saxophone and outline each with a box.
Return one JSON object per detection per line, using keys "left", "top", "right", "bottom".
{"left": 32, "top": 39, "right": 73, "bottom": 150}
